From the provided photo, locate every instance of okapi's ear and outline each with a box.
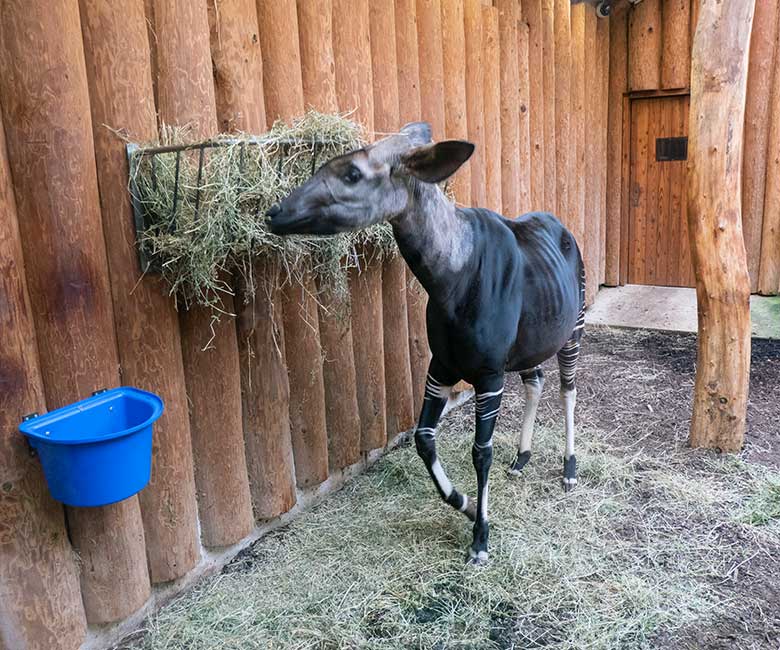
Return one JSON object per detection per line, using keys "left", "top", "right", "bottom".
{"left": 401, "top": 140, "right": 475, "bottom": 184}
{"left": 400, "top": 121, "right": 433, "bottom": 147}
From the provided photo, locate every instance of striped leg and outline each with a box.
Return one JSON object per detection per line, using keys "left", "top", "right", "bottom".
{"left": 469, "top": 376, "right": 504, "bottom": 565}
{"left": 557, "top": 331, "right": 582, "bottom": 492}
{"left": 415, "top": 362, "right": 475, "bottom": 521}
{"left": 508, "top": 367, "right": 544, "bottom": 477}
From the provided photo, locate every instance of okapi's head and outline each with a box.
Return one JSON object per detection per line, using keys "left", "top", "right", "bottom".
{"left": 266, "top": 122, "right": 474, "bottom": 236}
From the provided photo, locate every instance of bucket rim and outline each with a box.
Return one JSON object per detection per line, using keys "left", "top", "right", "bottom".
{"left": 18, "top": 386, "right": 164, "bottom": 446}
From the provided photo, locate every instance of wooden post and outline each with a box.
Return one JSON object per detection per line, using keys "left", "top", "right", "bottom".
{"left": 597, "top": 15, "right": 610, "bottom": 286}
{"left": 153, "top": 0, "right": 250, "bottom": 555}
{"left": 482, "top": 5, "right": 502, "bottom": 213}
{"left": 661, "top": 0, "right": 691, "bottom": 90}
{"left": 553, "top": 0, "right": 572, "bottom": 227}
{"left": 496, "top": 0, "right": 521, "bottom": 216}
{"left": 541, "top": 0, "right": 556, "bottom": 214}
{"left": 524, "top": 0, "right": 545, "bottom": 211}
{"left": 0, "top": 109, "right": 86, "bottom": 650}
{"left": 86, "top": 0, "right": 231, "bottom": 567}
{"left": 570, "top": 3, "right": 586, "bottom": 248}
{"left": 298, "top": 0, "right": 339, "bottom": 111}
{"left": 236, "top": 266, "right": 297, "bottom": 518}
{"left": 606, "top": 4, "right": 629, "bottom": 286}
{"left": 0, "top": 0, "right": 152, "bottom": 622}
{"left": 441, "top": 0, "right": 471, "bottom": 204}
{"left": 258, "top": 0, "right": 330, "bottom": 486}
{"left": 687, "top": 0, "right": 755, "bottom": 451}
{"left": 743, "top": 0, "right": 779, "bottom": 292}
{"left": 333, "top": 0, "right": 388, "bottom": 452}
{"left": 518, "top": 20, "right": 532, "bottom": 215}
{"left": 208, "top": 0, "right": 267, "bottom": 132}
{"left": 193, "top": 0, "right": 269, "bottom": 544}
{"left": 395, "top": 0, "right": 430, "bottom": 417}
{"left": 759, "top": 17, "right": 780, "bottom": 295}
{"left": 583, "top": 6, "right": 599, "bottom": 303}
{"left": 464, "top": 0, "right": 486, "bottom": 208}
{"left": 298, "top": 0, "right": 363, "bottom": 469}
{"left": 416, "top": 0, "right": 447, "bottom": 141}
{"left": 369, "top": 0, "right": 416, "bottom": 438}
{"left": 629, "top": 0, "right": 661, "bottom": 92}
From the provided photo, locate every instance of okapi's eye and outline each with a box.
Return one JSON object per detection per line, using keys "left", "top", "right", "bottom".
{"left": 343, "top": 164, "right": 362, "bottom": 185}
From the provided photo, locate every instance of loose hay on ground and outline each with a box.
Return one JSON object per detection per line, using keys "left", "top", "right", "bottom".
{"left": 121, "top": 401, "right": 780, "bottom": 649}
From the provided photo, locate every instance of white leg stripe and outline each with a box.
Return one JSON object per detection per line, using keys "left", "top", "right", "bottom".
{"left": 480, "top": 484, "right": 488, "bottom": 520}
{"left": 431, "top": 460, "right": 453, "bottom": 497}
{"left": 459, "top": 494, "right": 469, "bottom": 512}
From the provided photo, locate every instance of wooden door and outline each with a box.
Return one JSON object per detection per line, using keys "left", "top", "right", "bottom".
{"left": 628, "top": 95, "right": 694, "bottom": 286}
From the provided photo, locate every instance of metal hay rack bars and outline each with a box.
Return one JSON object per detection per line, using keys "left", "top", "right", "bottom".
{"left": 126, "top": 136, "right": 328, "bottom": 273}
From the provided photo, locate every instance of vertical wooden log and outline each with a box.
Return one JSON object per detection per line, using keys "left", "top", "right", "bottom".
{"left": 464, "top": 0, "right": 486, "bottom": 207}
{"left": 298, "top": 0, "right": 362, "bottom": 469}
{"left": 743, "top": 0, "right": 779, "bottom": 293}
{"left": 629, "top": 0, "right": 662, "bottom": 92}
{"left": 524, "top": 0, "right": 545, "bottom": 211}
{"left": 208, "top": 0, "right": 267, "bottom": 132}
{"left": 441, "top": 0, "right": 471, "bottom": 203}
{"left": 496, "top": 0, "right": 522, "bottom": 216}
{"left": 661, "top": 0, "right": 691, "bottom": 90}
{"left": 395, "top": 0, "right": 430, "bottom": 417}
{"left": 257, "top": 0, "right": 305, "bottom": 120}
{"left": 237, "top": 267, "right": 297, "bottom": 518}
{"left": 298, "top": 0, "right": 339, "bottom": 111}
{"left": 553, "top": 0, "right": 572, "bottom": 227}
{"left": 759, "top": 17, "right": 780, "bottom": 295}
{"left": 606, "top": 4, "right": 629, "bottom": 286}
{"left": 280, "top": 279, "right": 329, "bottom": 485}
{"left": 482, "top": 5, "right": 503, "bottom": 213}
{"left": 687, "top": 0, "right": 755, "bottom": 451}
{"left": 570, "top": 3, "right": 586, "bottom": 248}
{"left": 154, "top": 0, "right": 249, "bottom": 555}
{"left": 198, "top": 0, "right": 270, "bottom": 544}
{"left": 597, "top": 14, "right": 610, "bottom": 286}
{"left": 333, "top": 0, "right": 387, "bottom": 452}
{"left": 0, "top": 0, "right": 152, "bottom": 622}
{"left": 215, "top": 9, "right": 296, "bottom": 519}
{"left": 517, "top": 20, "right": 532, "bottom": 215}
{"left": 86, "top": 0, "right": 215, "bottom": 575}
{"left": 257, "top": 0, "right": 330, "bottom": 486}
{"left": 583, "top": 7, "right": 599, "bottom": 303}
{"left": 0, "top": 111, "right": 86, "bottom": 650}
{"left": 416, "top": 0, "right": 447, "bottom": 141}
{"left": 541, "top": 0, "right": 556, "bottom": 213}
{"left": 369, "top": 0, "right": 416, "bottom": 438}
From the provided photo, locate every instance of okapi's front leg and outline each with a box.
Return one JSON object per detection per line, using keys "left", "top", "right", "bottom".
{"left": 469, "top": 375, "right": 504, "bottom": 565}
{"left": 415, "top": 361, "right": 475, "bottom": 521}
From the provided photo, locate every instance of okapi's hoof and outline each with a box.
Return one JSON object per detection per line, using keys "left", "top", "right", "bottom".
{"left": 562, "top": 454, "right": 577, "bottom": 492}
{"left": 466, "top": 548, "right": 489, "bottom": 566}
{"left": 507, "top": 450, "right": 531, "bottom": 478}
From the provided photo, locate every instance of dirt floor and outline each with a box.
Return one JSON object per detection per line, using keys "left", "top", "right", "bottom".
{"left": 119, "top": 327, "right": 780, "bottom": 650}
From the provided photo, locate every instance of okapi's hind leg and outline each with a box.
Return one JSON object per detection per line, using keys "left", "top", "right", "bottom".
{"left": 507, "top": 367, "right": 544, "bottom": 477}
{"left": 557, "top": 328, "right": 583, "bottom": 492}
{"left": 415, "top": 361, "right": 476, "bottom": 521}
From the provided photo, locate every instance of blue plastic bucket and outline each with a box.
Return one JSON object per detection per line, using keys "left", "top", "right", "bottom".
{"left": 19, "top": 387, "right": 164, "bottom": 507}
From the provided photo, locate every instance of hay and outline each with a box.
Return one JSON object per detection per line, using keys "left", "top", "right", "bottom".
{"left": 130, "top": 111, "right": 397, "bottom": 311}
{"left": 121, "top": 400, "right": 780, "bottom": 649}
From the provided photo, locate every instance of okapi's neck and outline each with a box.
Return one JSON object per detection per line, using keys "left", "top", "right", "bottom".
{"left": 390, "top": 181, "right": 474, "bottom": 308}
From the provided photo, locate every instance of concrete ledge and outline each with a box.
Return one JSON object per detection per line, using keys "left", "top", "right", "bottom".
{"left": 586, "top": 285, "right": 779, "bottom": 339}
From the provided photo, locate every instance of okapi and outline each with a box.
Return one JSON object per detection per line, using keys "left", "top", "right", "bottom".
{"left": 267, "top": 123, "right": 585, "bottom": 564}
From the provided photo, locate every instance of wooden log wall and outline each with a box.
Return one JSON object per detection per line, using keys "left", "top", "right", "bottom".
{"left": 608, "top": 0, "right": 778, "bottom": 295}
{"left": 0, "top": 0, "right": 614, "bottom": 645}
